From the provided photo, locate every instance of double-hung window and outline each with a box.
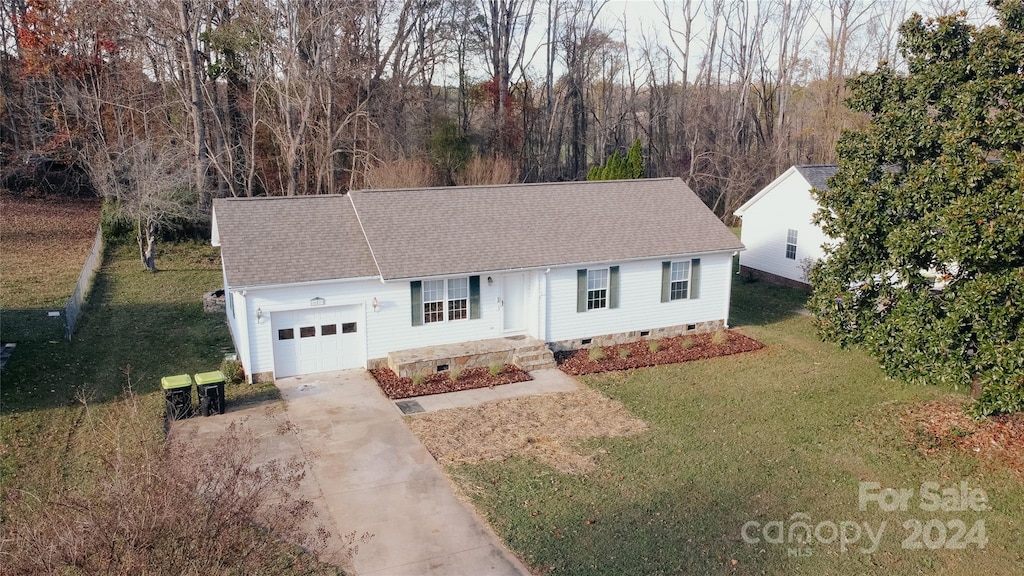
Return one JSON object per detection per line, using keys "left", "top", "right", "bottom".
{"left": 447, "top": 277, "right": 469, "bottom": 320}
{"left": 670, "top": 261, "right": 690, "bottom": 300}
{"left": 587, "top": 269, "right": 609, "bottom": 310}
{"left": 411, "top": 276, "right": 480, "bottom": 326}
{"left": 661, "top": 259, "right": 700, "bottom": 302}
{"left": 422, "top": 280, "right": 446, "bottom": 323}
{"left": 785, "top": 229, "right": 798, "bottom": 260}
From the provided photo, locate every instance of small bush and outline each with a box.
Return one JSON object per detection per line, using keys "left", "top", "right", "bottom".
{"left": 449, "top": 366, "right": 463, "bottom": 381}
{"left": 220, "top": 358, "right": 244, "bottom": 384}
{"left": 711, "top": 331, "right": 730, "bottom": 345}
{"left": 618, "top": 347, "right": 631, "bottom": 359}
{"left": 588, "top": 347, "right": 607, "bottom": 362}
{"left": 488, "top": 362, "right": 504, "bottom": 377}
{"left": 648, "top": 340, "right": 662, "bottom": 353}
{"left": 679, "top": 337, "right": 695, "bottom": 350}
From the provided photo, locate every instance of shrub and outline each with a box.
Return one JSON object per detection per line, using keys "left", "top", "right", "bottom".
{"left": 588, "top": 347, "right": 607, "bottom": 362}
{"left": 220, "top": 358, "right": 244, "bottom": 384}
{"left": 449, "top": 366, "right": 463, "bottom": 381}
{"left": 488, "top": 362, "right": 504, "bottom": 377}
{"left": 2, "top": 389, "right": 358, "bottom": 574}
{"left": 618, "top": 347, "right": 631, "bottom": 359}
{"left": 711, "top": 331, "right": 730, "bottom": 345}
{"left": 679, "top": 337, "right": 695, "bottom": 350}
{"left": 648, "top": 340, "right": 662, "bottom": 353}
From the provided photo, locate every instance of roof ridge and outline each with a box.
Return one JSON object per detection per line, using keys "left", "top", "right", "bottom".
{"left": 355, "top": 177, "right": 680, "bottom": 194}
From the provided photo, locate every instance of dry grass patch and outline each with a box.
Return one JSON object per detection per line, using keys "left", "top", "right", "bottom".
{"left": 0, "top": 195, "right": 101, "bottom": 308}
{"left": 406, "top": 386, "right": 647, "bottom": 474}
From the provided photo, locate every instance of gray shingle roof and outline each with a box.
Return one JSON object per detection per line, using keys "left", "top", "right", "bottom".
{"left": 213, "top": 195, "right": 378, "bottom": 287}
{"left": 349, "top": 178, "right": 742, "bottom": 280}
{"left": 794, "top": 165, "right": 837, "bottom": 191}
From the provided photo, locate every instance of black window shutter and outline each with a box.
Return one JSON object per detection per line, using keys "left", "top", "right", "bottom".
{"left": 609, "top": 266, "right": 620, "bottom": 308}
{"left": 661, "top": 261, "right": 671, "bottom": 303}
{"left": 410, "top": 281, "right": 423, "bottom": 326}
{"left": 577, "top": 269, "right": 588, "bottom": 313}
{"left": 690, "top": 258, "right": 701, "bottom": 299}
{"left": 469, "top": 275, "right": 481, "bottom": 319}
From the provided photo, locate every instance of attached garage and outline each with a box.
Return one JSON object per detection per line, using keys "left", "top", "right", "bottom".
{"left": 271, "top": 305, "right": 364, "bottom": 377}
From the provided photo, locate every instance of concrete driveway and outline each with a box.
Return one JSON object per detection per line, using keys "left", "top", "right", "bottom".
{"left": 176, "top": 370, "right": 528, "bottom": 576}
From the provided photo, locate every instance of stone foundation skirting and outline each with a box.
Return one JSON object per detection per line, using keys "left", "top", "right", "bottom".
{"left": 739, "top": 265, "right": 811, "bottom": 290}
{"left": 250, "top": 371, "right": 274, "bottom": 383}
{"left": 548, "top": 319, "right": 726, "bottom": 353}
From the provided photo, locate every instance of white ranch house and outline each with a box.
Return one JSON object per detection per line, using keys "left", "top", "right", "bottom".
{"left": 211, "top": 179, "right": 744, "bottom": 382}
{"left": 733, "top": 165, "right": 837, "bottom": 288}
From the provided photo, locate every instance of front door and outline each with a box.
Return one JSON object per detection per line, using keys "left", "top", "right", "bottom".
{"left": 501, "top": 273, "right": 526, "bottom": 333}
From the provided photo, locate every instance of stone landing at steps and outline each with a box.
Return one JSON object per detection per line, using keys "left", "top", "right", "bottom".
{"left": 386, "top": 336, "right": 557, "bottom": 378}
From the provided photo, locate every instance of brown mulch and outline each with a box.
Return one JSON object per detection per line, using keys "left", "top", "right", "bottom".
{"left": 406, "top": 386, "right": 648, "bottom": 474}
{"left": 557, "top": 330, "right": 765, "bottom": 376}
{"left": 369, "top": 364, "right": 532, "bottom": 400}
{"left": 902, "top": 400, "right": 1024, "bottom": 481}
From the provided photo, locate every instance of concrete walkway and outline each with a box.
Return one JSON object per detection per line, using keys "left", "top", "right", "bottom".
{"left": 403, "top": 368, "right": 578, "bottom": 413}
{"left": 175, "top": 370, "right": 529, "bottom": 576}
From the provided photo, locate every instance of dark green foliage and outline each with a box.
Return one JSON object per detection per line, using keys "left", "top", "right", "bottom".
{"left": 586, "top": 138, "right": 644, "bottom": 180}
{"left": 808, "top": 2, "right": 1024, "bottom": 416}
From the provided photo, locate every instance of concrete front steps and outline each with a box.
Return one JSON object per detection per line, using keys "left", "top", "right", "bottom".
{"left": 386, "top": 335, "right": 556, "bottom": 378}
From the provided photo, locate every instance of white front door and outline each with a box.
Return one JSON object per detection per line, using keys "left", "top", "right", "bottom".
{"left": 271, "top": 305, "right": 364, "bottom": 377}
{"left": 501, "top": 273, "right": 526, "bottom": 333}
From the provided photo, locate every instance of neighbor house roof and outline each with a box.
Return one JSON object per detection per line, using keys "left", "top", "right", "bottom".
{"left": 348, "top": 178, "right": 743, "bottom": 280}
{"left": 734, "top": 164, "right": 836, "bottom": 216}
{"left": 212, "top": 195, "right": 378, "bottom": 287}
{"left": 213, "top": 178, "right": 743, "bottom": 286}
{"left": 794, "top": 165, "right": 838, "bottom": 191}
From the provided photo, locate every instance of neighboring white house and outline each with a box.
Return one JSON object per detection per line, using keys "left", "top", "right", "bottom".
{"left": 211, "top": 178, "right": 744, "bottom": 381}
{"left": 733, "top": 165, "right": 837, "bottom": 288}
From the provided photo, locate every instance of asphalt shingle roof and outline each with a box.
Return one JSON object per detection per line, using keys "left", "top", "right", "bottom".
{"left": 794, "top": 165, "right": 837, "bottom": 191}
{"left": 213, "top": 195, "right": 378, "bottom": 287}
{"left": 213, "top": 178, "right": 743, "bottom": 286}
{"left": 349, "top": 178, "right": 743, "bottom": 280}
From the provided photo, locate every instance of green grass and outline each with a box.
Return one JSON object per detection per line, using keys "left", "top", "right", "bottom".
{"left": 448, "top": 272, "right": 1024, "bottom": 575}
{"left": 0, "top": 240, "right": 278, "bottom": 494}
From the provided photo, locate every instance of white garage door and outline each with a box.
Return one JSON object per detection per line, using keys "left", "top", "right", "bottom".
{"left": 271, "top": 305, "right": 364, "bottom": 378}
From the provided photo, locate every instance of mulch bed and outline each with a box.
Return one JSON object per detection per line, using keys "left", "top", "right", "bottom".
{"left": 902, "top": 400, "right": 1024, "bottom": 481}
{"left": 369, "top": 364, "right": 532, "bottom": 400}
{"left": 557, "top": 330, "right": 765, "bottom": 376}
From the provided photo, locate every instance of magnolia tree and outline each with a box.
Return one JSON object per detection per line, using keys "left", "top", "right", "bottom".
{"left": 808, "top": 1, "right": 1024, "bottom": 416}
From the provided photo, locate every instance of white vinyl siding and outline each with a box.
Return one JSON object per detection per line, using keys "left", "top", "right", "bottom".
{"left": 547, "top": 253, "right": 734, "bottom": 343}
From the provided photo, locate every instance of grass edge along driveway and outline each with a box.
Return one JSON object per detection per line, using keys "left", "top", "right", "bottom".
{"left": 446, "top": 278, "right": 1024, "bottom": 576}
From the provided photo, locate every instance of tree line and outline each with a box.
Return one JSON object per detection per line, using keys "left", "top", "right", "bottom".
{"left": 0, "top": 0, "right": 988, "bottom": 219}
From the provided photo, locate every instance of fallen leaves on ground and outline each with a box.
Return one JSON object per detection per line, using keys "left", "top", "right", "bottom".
{"left": 903, "top": 400, "right": 1024, "bottom": 481}
{"left": 406, "top": 386, "right": 648, "bottom": 474}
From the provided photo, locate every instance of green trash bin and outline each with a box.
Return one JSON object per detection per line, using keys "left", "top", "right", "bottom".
{"left": 161, "top": 374, "right": 194, "bottom": 420}
{"left": 194, "top": 371, "right": 226, "bottom": 416}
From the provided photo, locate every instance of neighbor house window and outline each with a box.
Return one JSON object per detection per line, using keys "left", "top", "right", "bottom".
{"left": 587, "top": 268, "right": 609, "bottom": 310}
{"left": 786, "top": 229, "right": 798, "bottom": 260}
{"left": 447, "top": 277, "right": 469, "bottom": 320}
{"left": 670, "top": 261, "right": 690, "bottom": 300}
{"left": 422, "top": 280, "right": 445, "bottom": 323}
{"left": 661, "top": 259, "right": 701, "bottom": 302}
{"left": 411, "top": 277, "right": 481, "bottom": 326}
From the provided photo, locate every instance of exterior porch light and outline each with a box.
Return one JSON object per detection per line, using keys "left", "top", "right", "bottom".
{"left": 371, "top": 297, "right": 379, "bottom": 312}
{"left": 256, "top": 307, "right": 263, "bottom": 323}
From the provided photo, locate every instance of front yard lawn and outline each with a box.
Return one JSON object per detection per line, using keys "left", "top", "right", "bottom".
{"left": 447, "top": 276, "right": 1024, "bottom": 575}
